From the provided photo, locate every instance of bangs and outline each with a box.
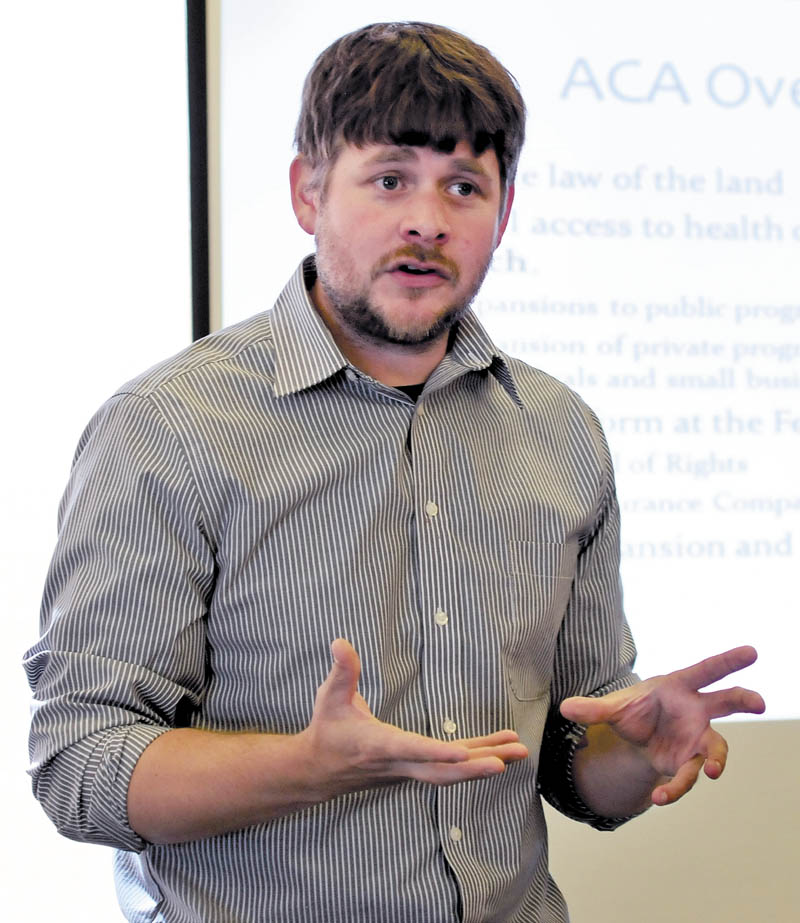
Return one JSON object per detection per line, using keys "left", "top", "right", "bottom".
{"left": 296, "top": 23, "right": 525, "bottom": 184}
{"left": 339, "top": 84, "right": 501, "bottom": 161}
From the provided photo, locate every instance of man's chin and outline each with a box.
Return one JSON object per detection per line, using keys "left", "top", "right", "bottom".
{"left": 330, "top": 293, "right": 464, "bottom": 348}
{"left": 367, "top": 307, "right": 466, "bottom": 349}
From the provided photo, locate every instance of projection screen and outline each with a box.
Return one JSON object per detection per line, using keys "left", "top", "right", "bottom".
{"left": 221, "top": 0, "right": 799, "bottom": 718}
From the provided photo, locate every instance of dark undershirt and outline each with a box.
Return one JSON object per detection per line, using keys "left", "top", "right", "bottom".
{"left": 396, "top": 383, "right": 425, "bottom": 402}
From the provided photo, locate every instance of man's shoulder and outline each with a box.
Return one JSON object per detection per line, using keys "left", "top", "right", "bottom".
{"left": 115, "top": 310, "right": 278, "bottom": 402}
{"left": 500, "top": 351, "right": 598, "bottom": 419}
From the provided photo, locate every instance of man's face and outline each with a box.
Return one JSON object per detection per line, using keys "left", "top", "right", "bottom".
{"left": 293, "top": 141, "right": 512, "bottom": 348}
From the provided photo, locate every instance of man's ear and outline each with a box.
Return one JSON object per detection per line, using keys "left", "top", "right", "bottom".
{"left": 289, "top": 155, "right": 319, "bottom": 235}
{"left": 495, "top": 183, "right": 515, "bottom": 247}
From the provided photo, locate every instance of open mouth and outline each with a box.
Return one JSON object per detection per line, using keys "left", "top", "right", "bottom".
{"left": 390, "top": 261, "right": 450, "bottom": 281}
{"left": 377, "top": 250, "right": 458, "bottom": 284}
{"left": 398, "top": 264, "right": 440, "bottom": 276}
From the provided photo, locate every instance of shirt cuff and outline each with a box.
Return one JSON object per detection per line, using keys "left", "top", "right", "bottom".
{"left": 538, "top": 673, "right": 640, "bottom": 831}
{"left": 86, "top": 723, "right": 172, "bottom": 852}
{"left": 538, "top": 715, "right": 636, "bottom": 831}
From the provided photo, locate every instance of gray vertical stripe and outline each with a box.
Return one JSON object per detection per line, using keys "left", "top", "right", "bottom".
{"left": 25, "top": 257, "right": 637, "bottom": 922}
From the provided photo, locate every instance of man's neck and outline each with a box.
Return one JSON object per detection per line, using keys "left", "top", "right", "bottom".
{"left": 330, "top": 328, "right": 447, "bottom": 387}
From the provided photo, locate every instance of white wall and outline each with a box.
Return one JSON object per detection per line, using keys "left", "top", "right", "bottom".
{"left": 219, "top": 1, "right": 799, "bottom": 714}
{"left": 2, "top": 4, "right": 191, "bottom": 919}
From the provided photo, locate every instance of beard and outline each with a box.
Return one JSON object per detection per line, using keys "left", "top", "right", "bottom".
{"left": 314, "top": 237, "right": 493, "bottom": 349}
{"left": 317, "top": 283, "right": 473, "bottom": 347}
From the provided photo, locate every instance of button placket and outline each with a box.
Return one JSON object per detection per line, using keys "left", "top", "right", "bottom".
{"left": 413, "top": 398, "right": 463, "bottom": 828}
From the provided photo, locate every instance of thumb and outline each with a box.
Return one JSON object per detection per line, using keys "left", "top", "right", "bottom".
{"left": 559, "top": 694, "right": 613, "bottom": 725}
{"left": 318, "top": 638, "right": 361, "bottom": 710}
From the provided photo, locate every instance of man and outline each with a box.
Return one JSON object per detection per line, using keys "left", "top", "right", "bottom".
{"left": 25, "top": 22, "right": 763, "bottom": 923}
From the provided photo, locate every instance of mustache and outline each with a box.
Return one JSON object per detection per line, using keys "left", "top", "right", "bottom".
{"left": 371, "top": 245, "right": 460, "bottom": 282}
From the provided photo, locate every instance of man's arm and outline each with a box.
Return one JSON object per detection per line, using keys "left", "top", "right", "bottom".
{"left": 561, "top": 645, "right": 765, "bottom": 818}
{"left": 25, "top": 393, "right": 217, "bottom": 850}
{"left": 28, "top": 393, "right": 526, "bottom": 849}
{"left": 128, "top": 639, "right": 529, "bottom": 843}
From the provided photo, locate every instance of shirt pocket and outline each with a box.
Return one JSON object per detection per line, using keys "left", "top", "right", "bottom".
{"left": 504, "top": 539, "right": 578, "bottom": 701}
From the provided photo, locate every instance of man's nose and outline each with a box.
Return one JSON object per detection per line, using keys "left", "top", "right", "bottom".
{"left": 401, "top": 191, "right": 450, "bottom": 245}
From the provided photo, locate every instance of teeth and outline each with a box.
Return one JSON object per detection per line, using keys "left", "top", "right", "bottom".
{"left": 401, "top": 265, "right": 434, "bottom": 275}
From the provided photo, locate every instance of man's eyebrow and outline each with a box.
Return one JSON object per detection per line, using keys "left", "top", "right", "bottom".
{"left": 451, "top": 157, "right": 490, "bottom": 179}
{"left": 361, "top": 147, "right": 420, "bottom": 166}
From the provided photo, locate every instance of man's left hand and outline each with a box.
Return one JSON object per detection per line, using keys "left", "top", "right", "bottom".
{"left": 559, "top": 645, "right": 765, "bottom": 809}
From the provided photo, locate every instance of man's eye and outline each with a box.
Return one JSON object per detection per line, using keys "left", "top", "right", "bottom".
{"left": 379, "top": 176, "right": 400, "bottom": 191}
{"left": 452, "top": 181, "right": 477, "bottom": 197}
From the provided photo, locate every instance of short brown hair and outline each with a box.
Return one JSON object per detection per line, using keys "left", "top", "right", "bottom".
{"left": 295, "top": 22, "right": 526, "bottom": 188}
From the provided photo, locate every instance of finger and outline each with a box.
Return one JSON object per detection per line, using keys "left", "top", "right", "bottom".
{"left": 464, "top": 742, "right": 529, "bottom": 763}
{"left": 317, "top": 638, "right": 362, "bottom": 710}
{"left": 673, "top": 645, "right": 758, "bottom": 691}
{"left": 559, "top": 694, "right": 617, "bottom": 725}
{"left": 401, "top": 755, "right": 508, "bottom": 786}
{"left": 700, "top": 686, "right": 766, "bottom": 720}
{"left": 457, "top": 729, "right": 521, "bottom": 749}
{"left": 701, "top": 728, "right": 728, "bottom": 780}
{"left": 652, "top": 754, "right": 704, "bottom": 806}
{"left": 375, "top": 725, "right": 470, "bottom": 765}
{"left": 385, "top": 730, "right": 525, "bottom": 768}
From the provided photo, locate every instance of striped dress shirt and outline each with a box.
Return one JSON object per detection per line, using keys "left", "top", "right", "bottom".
{"left": 25, "top": 257, "right": 637, "bottom": 922}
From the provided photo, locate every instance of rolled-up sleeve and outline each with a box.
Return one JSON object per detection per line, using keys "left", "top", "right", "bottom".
{"left": 537, "top": 409, "right": 639, "bottom": 830}
{"left": 24, "top": 392, "right": 216, "bottom": 850}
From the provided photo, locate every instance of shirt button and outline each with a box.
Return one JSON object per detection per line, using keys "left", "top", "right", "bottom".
{"left": 434, "top": 609, "right": 448, "bottom": 626}
{"left": 425, "top": 501, "right": 439, "bottom": 517}
{"left": 442, "top": 718, "right": 457, "bottom": 735}
{"left": 449, "top": 826, "right": 463, "bottom": 842}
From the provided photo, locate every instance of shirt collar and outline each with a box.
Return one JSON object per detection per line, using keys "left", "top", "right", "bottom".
{"left": 271, "top": 257, "right": 349, "bottom": 397}
{"left": 271, "top": 255, "right": 522, "bottom": 407}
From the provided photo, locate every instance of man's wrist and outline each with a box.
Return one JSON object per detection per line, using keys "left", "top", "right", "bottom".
{"left": 572, "top": 723, "right": 667, "bottom": 818}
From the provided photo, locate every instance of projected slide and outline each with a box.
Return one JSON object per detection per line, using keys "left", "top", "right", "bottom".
{"left": 221, "top": 1, "right": 799, "bottom": 716}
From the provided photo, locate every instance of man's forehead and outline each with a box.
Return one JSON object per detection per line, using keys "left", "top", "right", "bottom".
{"left": 346, "top": 140, "right": 500, "bottom": 176}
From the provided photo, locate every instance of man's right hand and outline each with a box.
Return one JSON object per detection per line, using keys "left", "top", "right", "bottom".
{"left": 129, "top": 638, "right": 527, "bottom": 844}
{"left": 299, "top": 638, "right": 529, "bottom": 798}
